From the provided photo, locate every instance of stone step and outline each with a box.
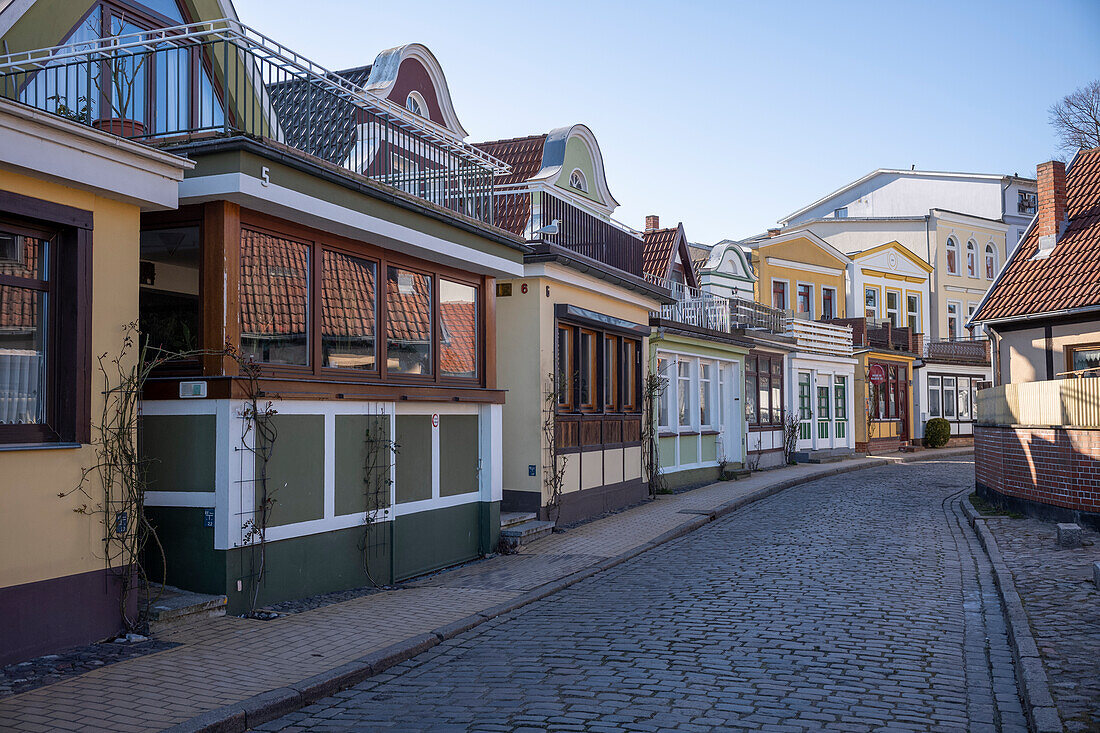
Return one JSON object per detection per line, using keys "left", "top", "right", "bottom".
{"left": 144, "top": 585, "right": 227, "bottom": 634}
{"left": 500, "top": 511, "right": 537, "bottom": 530}
{"left": 500, "top": 519, "right": 555, "bottom": 549}
{"left": 793, "top": 449, "right": 853, "bottom": 464}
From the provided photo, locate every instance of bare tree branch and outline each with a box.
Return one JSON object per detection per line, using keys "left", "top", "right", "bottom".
{"left": 1049, "top": 80, "right": 1100, "bottom": 155}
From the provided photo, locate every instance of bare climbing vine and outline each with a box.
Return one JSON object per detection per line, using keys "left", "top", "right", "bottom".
{"left": 358, "top": 412, "right": 396, "bottom": 585}
{"left": 782, "top": 413, "right": 800, "bottom": 465}
{"left": 542, "top": 372, "right": 567, "bottom": 524}
{"left": 641, "top": 370, "right": 668, "bottom": 497}
{"left": 236, "top": 356, "right": 278, "bottom": 616}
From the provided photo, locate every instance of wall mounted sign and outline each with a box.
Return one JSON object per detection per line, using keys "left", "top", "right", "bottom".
{"left": 868, "top": 364, "right": 887, "bottom": 386}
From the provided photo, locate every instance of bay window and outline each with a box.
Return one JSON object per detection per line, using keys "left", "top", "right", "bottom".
{"left": 603, "top": 335, "right": 619, "bottom": 411}
{"left": 556, "top": 321, "right": 641, "bottom": 417}
{"left": 439, "top": 279, "right": 478, "bottom": 379}
{"left": 386, "top": 267, "right": 432, "bottom": 376}
{"left": 699, "top": 361, "right": 713, "bottom": 428}
{"left": 578, "top": 329, "right": 597, "bottom": 410}
{"left": 746, "top": 352, "right": 783, "bottom": 427}
{"left": 321, "top": 250, "right": 376, "bottom": 370}
{"left": 678, "top": 360, "right": 692, "bottom": 427}
{"left": 240, "top": 229, "right": 310, "bottom": 366}
{"left": 556, "top": 325, "right": 574, "bottom": 409}
{"left": 657, "top": 357, "right": 670, "bottom": 428}
{"left": 622, "top": 339, "right": 639, "bottom": 412}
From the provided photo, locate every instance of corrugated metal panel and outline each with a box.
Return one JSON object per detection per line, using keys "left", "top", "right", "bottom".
{"left": 977, "top": 379, "right": 1100, "bottom": 427}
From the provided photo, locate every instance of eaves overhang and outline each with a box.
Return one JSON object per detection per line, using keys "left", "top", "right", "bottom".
{"left": 524, "top": 243, "right": 675, "bottom": 304}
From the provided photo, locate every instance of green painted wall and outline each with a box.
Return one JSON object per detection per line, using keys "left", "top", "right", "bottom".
{"left": 658, "top": 435, "right": 676, "bottom": 468}
{"left": 0, "top": 0, "right": 94, "bottom": 59}
{"left": 261, "top": 414, "right": 324, "bottom": 527}
{"left": 701, "top": 435, "right": 718, "bottom": 463}
{"left": 678, "top": 434, "right": 699, "bottom": 465}
{"left": 145, "top": 506, "right": 224, "bottom": 595}
{"left": 439, "top": 415, "right": 478, "bottom": 497}
{"left": 224, "top": 522, "right": 392, "bottom": 614}
{"left": 334, "top": 414, "right": 392, "bottom": 515}
{"left": 141, "top": 415, "right": 216, "bottom": 491}
{"left": 663, "top": 465, "right": 721, "bottom": 490}
{"left": 554, "top": 136, "right": 601, "bottom": 205}
{"left": 395, "top": 415, "right": 432, "bottom": 503}
{"left": 393, "top": 501, "right": 487, "bottom": 580}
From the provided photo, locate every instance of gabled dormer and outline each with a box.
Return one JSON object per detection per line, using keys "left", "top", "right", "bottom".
{"left": 641, "top": 216, "right": 698, "bottom": 289}
{"left": 698, "top": 239, "right": 756, "bottom": 301}
{"left": 357, "top": 43, "right": 469, "bottom": 138}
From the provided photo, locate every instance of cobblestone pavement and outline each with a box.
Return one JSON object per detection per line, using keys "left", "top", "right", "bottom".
{"left": 263, "top": 460, "right": 1026, "bottom": 732}
{"left": 983, "top": 514, "right": 1100, "bottom": 731}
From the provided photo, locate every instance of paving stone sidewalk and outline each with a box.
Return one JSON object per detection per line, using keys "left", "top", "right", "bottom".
{"left": 0, "top": 449, "right": 971, "bottom": 732}
{"left": 981, "top": 513, "right": 1100, "bottom": 732}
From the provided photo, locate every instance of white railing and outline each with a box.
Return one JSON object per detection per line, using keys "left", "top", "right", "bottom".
{"left": 648, "top": 275, "right": 788, "bottom": 335}
{"left": 785, "top": 319, "right": 853, "bottom": 357}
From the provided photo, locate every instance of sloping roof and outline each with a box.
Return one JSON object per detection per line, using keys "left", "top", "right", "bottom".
{"left": 642, "top": 227, "right": 679, "bottom": 280}
{"left": 267, "top": 66, "right": 374, "bottom": 169}
{"left": 688, "top": 243, "right": 711, "bottom": 273}
{"left": 973, "top": 147, "right": 1100, "bottom": 323}
{"left": 474, "top": 134, "right": 547, "bottom": 186}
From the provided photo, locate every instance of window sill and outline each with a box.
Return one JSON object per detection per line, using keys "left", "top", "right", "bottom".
{"left": 0, "top": 441, "right": 81, "bottom": 452}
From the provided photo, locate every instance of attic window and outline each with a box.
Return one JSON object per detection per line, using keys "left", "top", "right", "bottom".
{"left": 405, "top": 92, "right": 426, "bottom": 117}
{"left": 833, "top": 207, "right": 848, "bottom": 219}
{"left": 569, "top": 169, "right": 588, "bottom": 193}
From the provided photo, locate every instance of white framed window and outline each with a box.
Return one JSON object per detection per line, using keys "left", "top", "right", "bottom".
{"left": 833, "top": 206, "right": 848, "bottom": 219}
{"left": 771, "top": 279, "right": 789, "bottom": 310}
{"left": 796, "top": 282, "right": 814, "bottom": 317}
{"left": 985, "top": 243, "right": 997, "bottom": 279}
{"left": 966, "top": 240, "right": 978, "bottom": 278}
{"left": 906, "top": 292, "right": 920, "bottom": 332}
{"left": 657, "top": 356, "right": 671, "bottom": 429}
{"left": 928, "top": 376, "right": 941, "bottom": 418}
{"left": 568, "top": 169, "right": 588, "bottom": 193}
{"left": 958, "top": 376, "right": 971, "bottom": 420}
{"left": 405, "top": 91, "right": 426, "bottom": 117}
{"left": 699, "top": 361, "right": 713, "bottom": 428}
{"left": 822, "top": 287, "right": 837, "bottom": 320}
{"left": 943, "top": 377, "right": 957, "bottom": 418}
{"left": 885, "top": 289, "right": 902, "bottom": 328}
{"left": 677, "top": 360, "right": 693, "bottom": 427}
{"left": 946, "top": 237, "right": 959, "bottom": 275}
{"left": 865, "top": 286, "right": 879, "bottom": 320}
{"left": 947, "top": 300, "right": 961, "bottom": 340}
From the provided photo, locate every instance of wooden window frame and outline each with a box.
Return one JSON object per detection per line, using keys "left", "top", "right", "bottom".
{"left": 1064, "top": 341, "right": 1100, "bottom": 376}
{"left": 622, "top": 337, "right": 640, "bottom": 413}
{"left": 603, "top": 334, "right": 619, "bottom": 412}
{"left": 0, "top": 193, "right": 92, "bottom": 446}
{"left": 746, "top": 351, "right": 783, "bottom": 428}
{"left": 556, "top": 324, "right": 575, "bottom": 410}
{"left": 578, "top": 328, "right": 598, "bottom": 412}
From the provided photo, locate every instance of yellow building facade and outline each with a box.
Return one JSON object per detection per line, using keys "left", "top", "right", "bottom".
{"left": 749, "top": 230, "right": 850, "bottom": 320}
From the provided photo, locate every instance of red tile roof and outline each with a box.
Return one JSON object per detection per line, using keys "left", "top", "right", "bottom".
{"left": 975, "top": 147, "right": 1100, "bottom": 322}
{"left": 474, "top": 135, "right": 548, "bottom": 236}
{"left": 439, "top": 300, "right": 476, "bottom": 376}
{"left": 642, "top": 227, "right": 680, "bottom": 280}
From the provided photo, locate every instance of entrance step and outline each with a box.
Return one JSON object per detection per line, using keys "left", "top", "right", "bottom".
{"left": 500, "top": 519, "right": 555, "bottom": 549}
{"left": 144, "top": 585, "right": 227, "bottom": 634}
{"left": 720, "top": 462, "right": 751, "bottom": 481}
{"left": 793, "top": 449, "right": 853, "bottom": 464}
{"left": 500, "top": 511, "right": 537, "bottom": 530}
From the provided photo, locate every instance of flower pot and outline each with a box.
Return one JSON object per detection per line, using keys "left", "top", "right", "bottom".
{"left": 92, "top": 117, "right": 145, "bottom": 138}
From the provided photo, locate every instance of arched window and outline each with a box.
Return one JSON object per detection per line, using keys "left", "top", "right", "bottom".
{"left": 966, "top": 240, "right": 977, "bottom": 277}
{"left": 946, "top": 237, "right": 959, "bottom": 275}
{"left": 568, "top": 169, "right": 588, "bottom": 193}
{"left": 985, "top": 243, "right": 997, "bottom": 279}
{"left": 405, "top": 92, "right": 426, "bottom": 117}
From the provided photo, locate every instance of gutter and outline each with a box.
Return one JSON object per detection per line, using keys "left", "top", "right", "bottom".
{"left": 973, "top": 303, "right": 1100, "bottom": 329}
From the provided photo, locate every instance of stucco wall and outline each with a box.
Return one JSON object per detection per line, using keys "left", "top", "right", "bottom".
{"left": 0, "top": 169, "right": 140, "bottom": 590}
{"left": 995, "top": 322, "right": 1100, "bottom": 384}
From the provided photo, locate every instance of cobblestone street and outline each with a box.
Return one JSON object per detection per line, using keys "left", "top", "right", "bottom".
{"left": 263, "top": 459, "right": 1026, "bottom": 732}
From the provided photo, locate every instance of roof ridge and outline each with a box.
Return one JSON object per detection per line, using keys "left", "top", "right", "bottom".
{"left": 472, "top": 133, "right": 548, "bottom": 147}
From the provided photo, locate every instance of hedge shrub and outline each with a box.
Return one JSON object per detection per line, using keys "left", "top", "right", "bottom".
{"left": 923, "top": 417, "right": 951, "bottom": 448}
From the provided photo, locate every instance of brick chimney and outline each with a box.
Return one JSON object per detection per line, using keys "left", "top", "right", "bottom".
{"left": 645, "top": 215, "right": 660, "bottom": 231}
{"left": 1036, "top": 160, "right": 1068, "bottom": 243}
{"left": 767, "top": 227, "right": 782, "bottom": 238}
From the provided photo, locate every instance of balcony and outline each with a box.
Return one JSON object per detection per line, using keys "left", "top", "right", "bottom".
{"left": 0, "top": 19, "right": 506, "bottom": 225}
{"left": 496, "top": 189, "right": 644, "bottom": 277}
{"left": 828, "top": 317, "right": 921, "bottom": 354}
{"left": 785, "top": 317, "right": 853, "bottom": 357}
{"left": 923, "top": 337, "right": 991, "bottom": 366}
{"left": 647, "top": 278, "right": 788, "bottom": 335}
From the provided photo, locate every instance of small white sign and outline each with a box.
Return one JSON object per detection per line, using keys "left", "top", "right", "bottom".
{"left": 180, "top": 381, "right": 208, "bottom": 399}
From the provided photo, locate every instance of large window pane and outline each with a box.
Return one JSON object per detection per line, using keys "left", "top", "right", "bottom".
{"left": 240, "top": 229, "right": 310, "bottom": 366}
{"left": 579, "top": 329, "right": 596, "bottom": 409}
{"left": 699, "top": 361, "right": 712, "bottom": 427}
{"left": 322, "top": 250, "right": 376, "bottom": 370}
{"left": 140, "top": 226, "right": 200, "bottom": 354}
{"left": 439, "top": 279, "right": 478, "bottom": 379}
{"left": 759, "top": 374, "right": 770, "bottom": 424}
{"left": 745, "top": 372, "right": 757, "bottom": 424}
{"left": 386, "top": 267, "right": 432, "bottom": 376}
{"left": 678, "top": 360, "right": 691, "bottom": 427}
{"left": 0, "top": 288, "right": 47, "bottom": 425}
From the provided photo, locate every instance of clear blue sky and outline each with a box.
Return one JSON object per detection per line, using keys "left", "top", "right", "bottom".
{"left": 234, "top": 0, "right": 1100, "bottom": 243}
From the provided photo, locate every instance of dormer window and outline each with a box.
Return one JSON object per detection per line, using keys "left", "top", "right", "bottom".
{"left": 405, "top": 92, "right": 426, "bottom": 117}
{"left": 568, "top": 169, "right": 588, "bottom": 193}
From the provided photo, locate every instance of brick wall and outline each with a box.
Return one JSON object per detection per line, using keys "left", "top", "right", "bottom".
{"left": 975, "top": 425, "right": 1100, "bottom": 513}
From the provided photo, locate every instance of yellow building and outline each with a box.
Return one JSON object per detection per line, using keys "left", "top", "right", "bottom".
{"left": 748, "top": 230, "right": 850, "bottom": 320}
{"left": 0, "top": 99, "right": 191, "bottom": 662}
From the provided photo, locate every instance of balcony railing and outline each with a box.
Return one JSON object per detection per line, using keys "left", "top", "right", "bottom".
{"left": 648, "top": 276, "right": 788, "bottom": 335}
{"left": 785, "top": 318, "right": 853, "bottom": 357}
{"left": 923, "top": 337, "right": 991, "bottom": 365}
{"left": 497, "top": 188, "right": 644, "bottom": 277}
{"left": 0, "top": 19, "right": 507, "bottom": 225}
{"left": 828, "top": 317, "right": 921, "bottom": 354}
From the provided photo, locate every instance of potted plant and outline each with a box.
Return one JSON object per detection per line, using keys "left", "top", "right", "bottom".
{"left": 91, "top": 18, "right": 147, "bottom": 138}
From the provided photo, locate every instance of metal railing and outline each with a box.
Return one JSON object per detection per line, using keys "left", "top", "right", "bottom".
{"left": 648, "top": 276, "right": 788, "bottom": 334}
{"left": 0, "top": 19, "right": 506, "bottom": 225}
{"left": 923, "top": 337, "right": 991, "bottom": 364}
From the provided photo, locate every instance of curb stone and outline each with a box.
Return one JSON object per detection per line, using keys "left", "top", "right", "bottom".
{"left": 161, "top": 449, "right": 970, "bottom": 732}
{"left": 960, "top": 493, "right": 1063, "bottom": 733}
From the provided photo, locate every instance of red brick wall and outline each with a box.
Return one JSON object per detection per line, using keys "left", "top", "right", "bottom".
{"left": 975, "top": 425, "right": 1100, "bottom": 513}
